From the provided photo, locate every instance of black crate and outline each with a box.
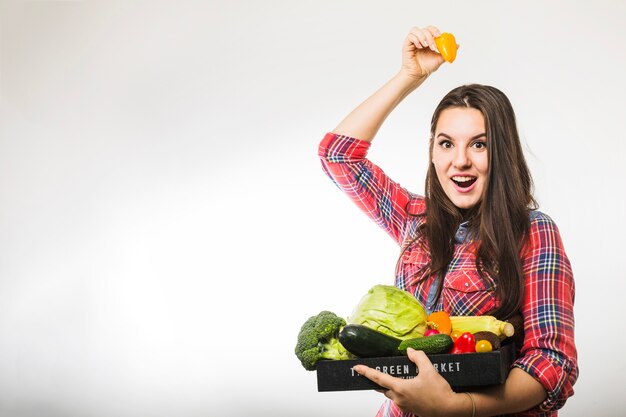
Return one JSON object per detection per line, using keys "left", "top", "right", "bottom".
{"left": 316, "top": 343, "right": 515, "bottom": 392}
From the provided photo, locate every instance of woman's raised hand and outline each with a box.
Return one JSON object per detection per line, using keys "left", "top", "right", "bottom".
{"left": 401, "top": 26, "right": 447, "bottom": 81}
{"left": 331, "top": 25, "right": 452, "bottom": 141}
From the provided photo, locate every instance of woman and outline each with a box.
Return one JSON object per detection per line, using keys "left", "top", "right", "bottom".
{"left": 318, "top": 26, "right": 578, "bottom": 417}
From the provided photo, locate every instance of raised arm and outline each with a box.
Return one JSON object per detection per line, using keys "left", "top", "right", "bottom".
{"left": 332, "top": 26, "right": 447, "bottom": 142}
{"left": 319, "top": 26, "right": 450, "bottom": 243}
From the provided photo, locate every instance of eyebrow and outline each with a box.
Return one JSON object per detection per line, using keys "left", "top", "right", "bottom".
{"left": 436, "top": 132, "right": 487, "bottom": 141}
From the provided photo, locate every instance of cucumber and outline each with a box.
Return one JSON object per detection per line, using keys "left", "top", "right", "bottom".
{"left": 398, "top": 334, "right": 454, "bottom": 354}
{"left": 338, "top": 324, "right": 403, "bottom": 358}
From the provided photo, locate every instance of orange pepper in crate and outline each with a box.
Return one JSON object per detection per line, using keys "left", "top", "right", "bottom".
{"left": 427, "top": 311, "right": 452, "bottom": 335}
{"left": 435, "top": 32, "right": 458, "bottom": 63}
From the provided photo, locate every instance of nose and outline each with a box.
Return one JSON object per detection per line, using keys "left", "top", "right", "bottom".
{"left": 453, "top": 147, "right": 471, "bottom": 169}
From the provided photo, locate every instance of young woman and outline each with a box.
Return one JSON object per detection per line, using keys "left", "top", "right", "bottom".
{"left": 318, "top": 26, "right": 578, "bottom": 417}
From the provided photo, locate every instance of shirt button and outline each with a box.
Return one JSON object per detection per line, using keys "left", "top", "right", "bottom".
{"left": 464, "top": 282, "right": 469, "bottom": 288}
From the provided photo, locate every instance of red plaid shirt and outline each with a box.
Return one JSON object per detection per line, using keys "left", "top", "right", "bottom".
{"left": 319, "top": 132, "right": 578, "bottom": 417}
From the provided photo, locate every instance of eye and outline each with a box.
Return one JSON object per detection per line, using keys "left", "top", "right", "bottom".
{"left": 438, "top": 140, "right": 453, "bottom": 149}
{"left": 472, "top": 140, "right": 487, "bottom": 149}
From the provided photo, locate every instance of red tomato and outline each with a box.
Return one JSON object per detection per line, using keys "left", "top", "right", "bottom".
{"left": 452, "top": 332, "right": 475, "bottom": 353}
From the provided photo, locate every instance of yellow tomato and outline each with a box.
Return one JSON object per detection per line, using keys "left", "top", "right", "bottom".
{"left": 450, "top": 330, "right": 462, "bottom": 342}
{"left": 475, "top": 340, "right": 493, "bottom": 353}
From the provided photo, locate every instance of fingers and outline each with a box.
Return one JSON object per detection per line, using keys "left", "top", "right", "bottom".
{"left": 352, "top": 365, "right": 398, "bottom": 391}
{"left": 353, "top": 349, "right": 434, "bottom": 388}
{"left": 406, "top": 348, "right": 437, "bottom": 375}
{"left": 409, "top": 26, "right": 441, "bottom": 52}
{"left": 425, "top": 25, "right": 442, "bottom": 38}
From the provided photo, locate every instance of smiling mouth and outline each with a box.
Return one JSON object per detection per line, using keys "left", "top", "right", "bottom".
{"left": 452, "top": 176, "right": 477, "bottom": 189}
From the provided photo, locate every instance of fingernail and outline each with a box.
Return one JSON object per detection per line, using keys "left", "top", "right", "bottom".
{"left": 352, "top": 365, "right": 362, "bottom": 374}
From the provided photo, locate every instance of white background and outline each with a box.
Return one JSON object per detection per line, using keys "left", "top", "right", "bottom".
{"left": 1, "top": 1, "right": 625, "bottom": 416}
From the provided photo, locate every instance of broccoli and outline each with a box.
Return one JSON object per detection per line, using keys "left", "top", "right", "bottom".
{"left": 295, "top": 310, "right": 353, "bottom": 370}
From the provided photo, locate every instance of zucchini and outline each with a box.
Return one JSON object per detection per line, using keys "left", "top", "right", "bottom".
{"left": 398, "top": 334, "right": 453, "bottom": 354}
{"left": 338, "top": 324, "right": 403, "bottom": 358}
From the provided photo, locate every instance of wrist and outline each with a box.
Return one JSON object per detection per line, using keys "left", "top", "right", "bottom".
{"left": 396, "top": 68, "right": 428, "bottom": 89}
{"left": 388, "top": 70, "right": 427, "bottom": 103}
{"left": 445, "top": 392, "right": 475, "bottom": 417}
{"left": 464, "top": 392, "right": 476, "bottom": 417}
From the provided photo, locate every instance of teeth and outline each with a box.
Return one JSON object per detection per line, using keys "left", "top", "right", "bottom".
{"left": 452, "top": 176, "right": 475, "bottom": 182}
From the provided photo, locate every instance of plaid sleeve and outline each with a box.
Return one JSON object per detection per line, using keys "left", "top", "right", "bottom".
{"left": 375, "top": 399, "right": 413, "bottom": 417}
{"left": 513, "top": 211, "right": 578, "bottom": 412}
{"left": 318, "top": 132, "right": 411, "bottom": 244}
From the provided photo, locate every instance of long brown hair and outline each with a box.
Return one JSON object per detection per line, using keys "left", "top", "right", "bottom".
{"left": 414, "top": 84, "right": 537, "bottom": 319}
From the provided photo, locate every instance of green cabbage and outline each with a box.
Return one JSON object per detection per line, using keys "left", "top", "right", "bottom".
{"left": 348, "top": 284, "right": 427, "bottom": 340}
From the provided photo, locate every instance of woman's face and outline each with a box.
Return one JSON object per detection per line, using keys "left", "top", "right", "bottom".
{"left": 432, "top": 107, "right": 489, "bottom": 210}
